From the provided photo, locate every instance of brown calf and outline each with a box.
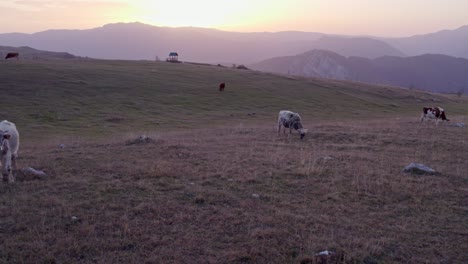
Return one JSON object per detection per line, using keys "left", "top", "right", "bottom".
{"left": 5, "top": 52, "right": 19, "bottom": 60}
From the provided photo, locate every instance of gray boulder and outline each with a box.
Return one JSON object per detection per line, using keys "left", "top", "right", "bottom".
{"left": 125, "top": 135, "right": 153, "bottom": 145}
{"left": 403, "top": 163, "right": 437, "bottom": 175}
{"left": 21, "top": 167, "right": 47, "bottom": 179}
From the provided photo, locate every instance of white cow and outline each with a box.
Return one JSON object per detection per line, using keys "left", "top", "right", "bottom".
{"left": 0, "top": 120, "right": 20, "bottom": 183}
{"left": 277, "top": 110, "right": 308, "bottom": 139}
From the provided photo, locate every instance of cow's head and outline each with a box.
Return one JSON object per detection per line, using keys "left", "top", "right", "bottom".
{"left": 440, "top": 111, "right": 449, "bottom": 121}
{"left": 0, "top": 131, "right": 11, "bottom": 152}
{"left": 298, "top": 128, "right": 308, "bottom": 140}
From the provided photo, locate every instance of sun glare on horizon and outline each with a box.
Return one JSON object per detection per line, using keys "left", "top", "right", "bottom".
{"left": 121, "top": 0, "right": 290, "bottom": 32}
{"left": 128, "top": 0, "right": 253, "bottom": 29}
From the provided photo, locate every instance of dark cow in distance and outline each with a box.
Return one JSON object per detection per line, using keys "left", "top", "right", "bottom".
{"left": 420, "top": 106, "right": 449, "bottom": 125}
{"left": 5, "top": 52, "right": 19, "bottom": 60}
{"left": 219, "top": 82, "right": 225, "bottom": 92}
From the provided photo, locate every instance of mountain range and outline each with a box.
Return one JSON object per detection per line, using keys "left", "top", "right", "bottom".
{"left": 1, "top": 22, "right": 468, "bottom": 93}
{"left": 250, "top": 49, "right": 468, "bottom": 93}
{"left": 384, "top": 25, "right": 468, "bottom": 59}
{"left": 0, "top": 22, "right": 467, "bottom": 64}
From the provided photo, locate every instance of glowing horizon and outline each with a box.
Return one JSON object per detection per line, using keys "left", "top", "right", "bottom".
{"left": 1, "top": 0, "right": 468, "bottom": 37}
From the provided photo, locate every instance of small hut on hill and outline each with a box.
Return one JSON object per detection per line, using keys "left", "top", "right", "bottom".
{"left": 167, "top": 52, "right": 179, "bottom": 62}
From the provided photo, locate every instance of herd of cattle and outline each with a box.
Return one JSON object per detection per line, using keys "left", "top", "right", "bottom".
{"left": 0, "top": 106, "right": 451, "bottom": 183}
{"left": 279, "top": 106, "right": 450, "bottom": 140}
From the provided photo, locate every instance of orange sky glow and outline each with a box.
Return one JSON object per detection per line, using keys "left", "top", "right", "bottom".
{"left": 1, "top": 0, "right": 468, "bottom": 37}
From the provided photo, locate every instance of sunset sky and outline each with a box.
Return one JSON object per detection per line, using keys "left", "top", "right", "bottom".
{"left": 1, "top": 0, "right": 467, "bottom": 37}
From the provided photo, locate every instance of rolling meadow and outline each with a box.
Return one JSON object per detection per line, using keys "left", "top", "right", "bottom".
{"left": 1, "top": 59, "right": 467, "bottom": 263}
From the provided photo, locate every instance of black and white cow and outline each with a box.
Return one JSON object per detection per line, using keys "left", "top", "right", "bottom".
{"left": 420, "top": 106, "right": 449, "bottom": 125}
{"left": 277, "top": 110, "right": 308, "bottom": 139}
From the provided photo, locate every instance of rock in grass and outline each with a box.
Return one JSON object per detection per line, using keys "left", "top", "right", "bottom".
{"left": 298, "top": 250, "right": 337, "bottom": 264}
{"left": 403, "top": 163, "right": 436, "bottom": 175}
{"left": 125, "top": 135, "right": 153, "bottom": 145}
{"left": 455, "top": 123, "right": 465, "bottom": 128}
{"left": 315, "top": 250, "right": 334, "bottom": 256}
{"left": 317, "top": 156, "right": 335, "bottom": 162}
{"left": 21, "top": 167, "right": 47, "bottom": 179}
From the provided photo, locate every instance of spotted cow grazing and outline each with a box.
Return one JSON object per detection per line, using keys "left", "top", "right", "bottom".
{"left": 5, "top": 52, "right": 19, "bottom": 60}
{"left": 0, "top": 120, "right": 20, "bottom": 183}
{"left": 420, "top": 106, "right": 449, "bottom": 125}
{"left": 277, "top": 110, "right": 308, "bottom": 140}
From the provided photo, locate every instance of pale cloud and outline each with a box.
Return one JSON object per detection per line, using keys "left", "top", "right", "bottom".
{"left": 0, "top": 0, "right": 127, "bottom": 11}
{"left": 0, "top": 0, "right": 131, "bottom": 33}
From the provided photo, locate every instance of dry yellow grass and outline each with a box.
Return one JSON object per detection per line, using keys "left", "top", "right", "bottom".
{"left": 1, "top": 117, "right": 467, "bottom": 263}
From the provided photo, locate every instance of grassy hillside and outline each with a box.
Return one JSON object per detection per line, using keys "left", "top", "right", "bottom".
{"left": 1, "top": 59, "right": 467, "bottom": 263}
{"left": 0, "top": 45, "right": 78, "bottom": 60}
{"left": 2, "top": 119, "right": 468, "bottom": 263}
{"left": 1, "top": 59, "right": 467, "bottom": 139}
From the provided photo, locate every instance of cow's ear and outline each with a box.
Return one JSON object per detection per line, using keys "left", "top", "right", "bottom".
{"left": 3, "top": 134, "right": 10, "bottom": 139}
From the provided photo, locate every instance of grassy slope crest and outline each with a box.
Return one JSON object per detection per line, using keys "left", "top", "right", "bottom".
{"left": 1, "top": 59, "right": 467, "bottom": 139}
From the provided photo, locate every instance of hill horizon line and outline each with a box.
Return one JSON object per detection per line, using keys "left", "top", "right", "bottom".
{"left": 3, "top": 21, "right": 468, "bottom": 39}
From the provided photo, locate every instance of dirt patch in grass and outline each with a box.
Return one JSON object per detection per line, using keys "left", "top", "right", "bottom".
{"left": 1, "top": 118, "right": 467, "bottom": 263}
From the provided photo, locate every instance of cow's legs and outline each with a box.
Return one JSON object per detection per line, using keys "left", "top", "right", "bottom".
{"left": 2, "top": 164, "right": 14, "bottom": 182}
{"left": 1, "top": 157, "right": 8, "bottom": 182}
{"left": 11, "top": 154, "right": 17, "bottom": 170}
{"left": 1, "top": 169, "right": 7, "bottom": 182}
{"left": 281, "top": 124, "right": 286, "bottom": 135}
{"left": 12, "top": 154, "right": 17, "bottom": 181}
{"left": 1, "top": 154, "right": 14, "bottom": 183}
{"left": 7, "top": 165, "right": 13, "bottom": 183}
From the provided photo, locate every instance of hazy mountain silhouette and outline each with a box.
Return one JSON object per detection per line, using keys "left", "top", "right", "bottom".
{"left": 385, "top": 25, "right": 468, "bottom": 58}
{"left": 250, "top": 50, "right": 468, "bottom": 93}
{"left": 0, "top": 22, "right": 406, "bottom": 63}
{"left": 309, "top": 36, "right": 405, "bottom": 58}
{"left": 0, "top": 22, "right": 324, "bottom": 63}
{"left": 0, "top": 45, "right": 78, "bottom": 60}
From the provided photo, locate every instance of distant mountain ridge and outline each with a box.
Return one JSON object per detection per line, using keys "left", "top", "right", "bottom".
{"left": 384, "top": 25, "right": 468, "bottom": 59}
{"left": 250, "top": 49, "right": 468, "bottom": 93}
{"left": 0, "top": 45, "right": 78, "bottom": 60}
{"left": 308, "top": 36, "right": 405, "bottom": 58}
{"left": 3, "top": 22, "right": 467, "bottom": 63}
{"left": 0, "top": 22, "right": 326, "bottom": 63}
